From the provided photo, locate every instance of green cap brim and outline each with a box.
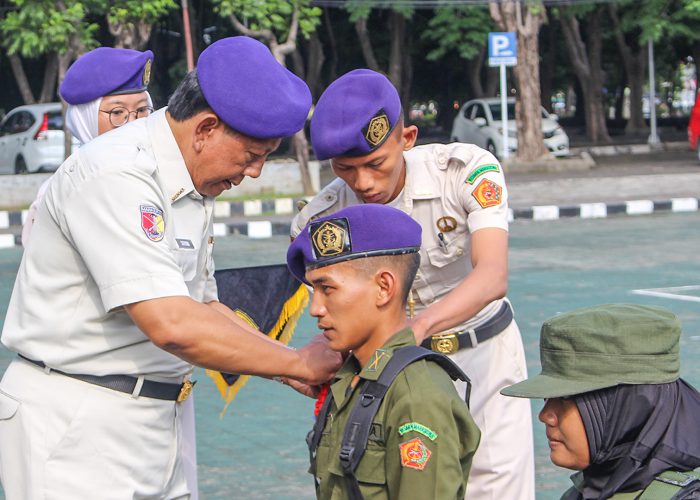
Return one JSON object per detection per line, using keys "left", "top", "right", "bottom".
{"left": 500, "top": 374, "right": 621, "bottom": 399}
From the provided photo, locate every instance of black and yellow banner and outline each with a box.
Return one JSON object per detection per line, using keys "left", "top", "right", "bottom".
{"left": 208, "top": 264, "right": 309, "bottom": 416}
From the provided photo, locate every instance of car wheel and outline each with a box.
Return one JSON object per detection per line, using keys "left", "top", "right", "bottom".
{"left": 14, "top": 156, "right": 27, "bottom": 175}
{"left": 486, "top": 141, "right": 498, "bottom": 159}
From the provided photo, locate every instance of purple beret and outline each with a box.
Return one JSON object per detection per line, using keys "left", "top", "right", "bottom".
{"left": 287, "top": 204, "right": 421, "bottom": 284}
{"left": 310, "top": 69, "right": 402, "bottom": 161}
{"left": 59, "top": 48, "right": 153, "bottom": 105}
{"left": 197, "top": 37, "right": 312, "bottom": 139}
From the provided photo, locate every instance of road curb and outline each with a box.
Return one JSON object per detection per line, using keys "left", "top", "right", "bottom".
{"left": 2, "top": 196, "right": 697, "bottom": 249}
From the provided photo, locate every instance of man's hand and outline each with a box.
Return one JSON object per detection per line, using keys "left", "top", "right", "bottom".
{"left": 280, "top": 377, "right": 322, "bottom": 398}
{"left": 294, "top": 334, "right": 343, "bottom": 385}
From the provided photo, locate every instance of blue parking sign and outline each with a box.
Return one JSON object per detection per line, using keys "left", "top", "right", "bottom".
{"left": 488, "top": 32, "right": 517, "bottom": 67}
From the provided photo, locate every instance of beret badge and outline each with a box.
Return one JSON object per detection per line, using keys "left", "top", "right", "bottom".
{"left": 363, "top": 108, "right": 391, "bottom": 148}
{"left": 310, "top": 218, "right": 351, "bottom": 258}
{"left": 143, "top": 59, "right": 152, "bottom": 86}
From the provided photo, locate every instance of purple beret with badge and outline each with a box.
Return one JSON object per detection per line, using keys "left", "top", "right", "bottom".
{"left": 310, "top": 69, "right": 402, "bottom": 161}
{"left": 197, "top": 36, "right": 312, "bottom": 139}
{"left": 59, "top": 47, "right": 154, "bottom": 105}
{"left": 287, "top": 204, "right": 421, "bottom": 284}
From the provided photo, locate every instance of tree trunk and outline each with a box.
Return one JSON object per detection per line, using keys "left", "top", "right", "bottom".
{"left": 58, "top": 53, "right": 73, "bottom": 159}
{"left": 39, "top": 53, "right": 58, "bottom": 103}
{"left": 305, "top": 32, "right": 325, "bottom": 99}
{"left": 608, "top": 4, "right": 647, "bottom": 135}
{"left": 558, "top": 6, "right": 611, "bottom": 143}
{"left": 323, "top": 7, "right": 338, "bottom": 82}
{"left": 490, "top": 1, "right": 550, "bottom": 161}
{"left": 400, "top": 25, "right": 413, "bottom": 114}
{"left": 108, "top": 18, "right": 152, "bottom": 50}
{"left": 293, "top": 130, "right": 314, "bottom": 195}
{"left": 388, "top": 11, "right": 404, "bottom": 90}
{"left": 466, "top": 46, "right": 486, "bottom": 97}
{"left": 9, "top": 54, "right": 36, "bottom": 105}
{"left": 354, "top": 16, "right": 380, "bottom": 72}
{"left": 540, "top": 18, "right": 556, "bottom": 112}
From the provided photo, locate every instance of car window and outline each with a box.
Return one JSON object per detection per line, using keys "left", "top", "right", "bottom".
{"left": 47, "top": 111, "right": 63, "bottom": 130}
{"left": 489, "top": 102, "right": 516, "bottom": 121}
{"left": 473, "top": 104, "right": 487, "bottom": 120}
{"left": 11, "top": 111, "right": 35, "bottom": 134}
{"left": 0, "top": 113, "right": 20, "bottom": 135}
{"left": 463, "top": 104, "right": 475, "bottom": 119}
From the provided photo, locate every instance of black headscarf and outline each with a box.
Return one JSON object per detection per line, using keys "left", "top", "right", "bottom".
{"left": 570, "top": 379, "right": 700, "bottom": 499}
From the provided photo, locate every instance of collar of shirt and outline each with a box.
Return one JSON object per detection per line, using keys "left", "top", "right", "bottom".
{"left": 403, "top": 146, "right": 442, "bottom": 201}
{"left": 147, "top": 108, "right": 197, "bottom": 203}
{"left": 329, "top": 327, "right": 416, "bottom": 409}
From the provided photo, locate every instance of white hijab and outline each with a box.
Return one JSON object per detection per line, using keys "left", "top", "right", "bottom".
{"left": 65, "top": 91, "right": 153, "bottom": 145}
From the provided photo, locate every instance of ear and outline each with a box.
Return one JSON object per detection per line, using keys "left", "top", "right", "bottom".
{"left": 401, "top": 125, "right": 419, "bottom": 151}
{"left": 192, "top": 112, "right": 222, "bottom": 153}
{"left": 375, "top": 269, "right": 397, "bottom": 307}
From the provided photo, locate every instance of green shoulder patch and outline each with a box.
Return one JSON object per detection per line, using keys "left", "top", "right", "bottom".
{"left": 398, "top": 422, "right": 438, "bottom": 441}
{"left": 466, "top": 164, "right": 500, "bottom": 184}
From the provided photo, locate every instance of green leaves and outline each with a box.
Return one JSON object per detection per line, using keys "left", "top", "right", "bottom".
{"left": 423, "top": 5, "right": 493, "bottom": 61}
{"left": 212, "top": 0, "right": 321, "bottom": 39}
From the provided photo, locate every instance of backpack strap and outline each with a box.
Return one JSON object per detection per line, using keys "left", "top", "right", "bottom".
{"left": 638, "top": 466, "right": 700, "bottom": 499}
{"left": 337, "top": 345, "right": 471, "bottom": 500}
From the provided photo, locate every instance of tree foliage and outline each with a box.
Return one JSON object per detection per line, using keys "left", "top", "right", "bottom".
{"left": 423, "top": 5, "right": 493, "bottom": 61}
{"left": 212, "top": 0, "right": 322, "bottom": 40}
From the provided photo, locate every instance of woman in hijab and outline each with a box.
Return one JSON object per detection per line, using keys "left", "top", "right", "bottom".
{"left": 21, "top": 47, "right": 154, "bottom": 246}
{"left": 501, "top": 303, "right": 700, "bottom": 499}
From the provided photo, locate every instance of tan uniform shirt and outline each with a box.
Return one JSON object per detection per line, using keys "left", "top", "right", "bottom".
{"left": 1, "top": 109, "right": 216, "bottom": 380}
{"left": 311, "top": 328, "right": 480, "bottom": 499}
{"left": 292, "top": 143, "right": 509, "bottom": 330}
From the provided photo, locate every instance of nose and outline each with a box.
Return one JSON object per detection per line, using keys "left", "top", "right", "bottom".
{"left": 539, "top": 399, "right": 557, "bottom": 426}
{"left": 244, "top": 160, "right": 265, "bottom": 179}
{"left": 309, "top": 289, "right": 326, "bottom": 318}
{"left": 353, "top": 167, "right": 375, "bottom": 193}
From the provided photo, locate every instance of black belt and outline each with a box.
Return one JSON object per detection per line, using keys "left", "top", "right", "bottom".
{"left": 421, "top": 301, "right": 513, "bottom": 354}
{"left": 18, "top": 355, "right": 195, "bottom": 402}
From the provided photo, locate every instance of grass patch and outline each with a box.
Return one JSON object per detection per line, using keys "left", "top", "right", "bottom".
{"left": 216, "top": 192, "right": 306, "bottom": 202}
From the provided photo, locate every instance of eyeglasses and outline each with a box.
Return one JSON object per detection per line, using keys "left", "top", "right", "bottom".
{"left": 99, "top": 106, "right": 154, "bottom": 127}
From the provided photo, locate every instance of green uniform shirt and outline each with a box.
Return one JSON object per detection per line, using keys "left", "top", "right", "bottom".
{"left": 311, "top": 328, "right": 481, "bottom": 500}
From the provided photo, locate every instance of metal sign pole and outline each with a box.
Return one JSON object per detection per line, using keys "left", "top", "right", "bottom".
{"left": 647, "top": 39, "right": 660, "bottom": 146}
{"left": 500, "top": 63, "right": 509, "bottom": 159}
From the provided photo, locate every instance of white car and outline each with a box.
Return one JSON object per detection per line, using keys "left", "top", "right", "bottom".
{"left": 0, "top": 103, "right": 80, "bottom": 174}
{"left": 450, "top": 97, "right": 570, "bottom": 158}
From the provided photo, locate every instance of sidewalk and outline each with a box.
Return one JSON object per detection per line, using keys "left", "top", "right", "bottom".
{"left": 1, "top": 145, "right": 699, "bottom": 247}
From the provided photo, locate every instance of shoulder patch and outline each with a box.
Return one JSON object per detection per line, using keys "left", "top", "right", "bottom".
{"left": 399, "top": 437, "right": 432, "bottom": 470}
{"left": 472, "top": 178, "right": 503, "bottom": 208}
{"left": 398, "top": 422, "right": 437, "bottom": 441}
{"left": 140, "top": 205, "right": 164, "bottom": 241}
{"left": 466, "top": 164, "right": 500, "bottom": 184}
{"left": 366, "top": 349, "right": 388, "bottom": 372}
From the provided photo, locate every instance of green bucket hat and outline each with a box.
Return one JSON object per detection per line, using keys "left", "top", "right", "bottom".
{"left": 501, "top": 303, "right": 681, "bottom": 399}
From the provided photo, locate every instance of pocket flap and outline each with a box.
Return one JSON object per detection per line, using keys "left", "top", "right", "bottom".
{"left": 0, "top": 390, "right": 20, "bottom": 420}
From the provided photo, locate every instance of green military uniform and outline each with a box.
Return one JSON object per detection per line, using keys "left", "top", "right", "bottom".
{"left": 311, "top": 328, "right": 480, "bottom": 500}
{"left": 561, "top": 468, "right": 700, "bottom": 500}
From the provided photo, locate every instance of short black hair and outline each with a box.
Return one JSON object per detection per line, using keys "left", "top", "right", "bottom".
{"left": 167, "top": 70, "right": 211, "bottom": 121}
{"left": 351, "top": 252, "right": 420, "bottom": 305}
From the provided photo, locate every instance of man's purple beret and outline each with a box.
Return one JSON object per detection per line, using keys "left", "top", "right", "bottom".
{"left": 197, "top": 36, "right": 312, "bottom": 139}
{"left": 310, "top": 69, "right": 402, "bottom": 161}
{"left": 60, "top": 48, "right": 154, "bottom": 105}
{"left": 287, "top": 204, "right": 421, "bottom": 284}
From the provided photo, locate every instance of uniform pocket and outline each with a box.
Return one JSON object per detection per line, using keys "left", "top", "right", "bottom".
{"left": 426, "top": 233, "right": 468, "bottom": 269}
{"left": 354, "top": 448, "right": 387, "bottom": 486}
{"left": 0, "top": 390, "right": 20, "bottom": 420}
{"left": 172, "top": 248, "right": 198, "bottom": 281}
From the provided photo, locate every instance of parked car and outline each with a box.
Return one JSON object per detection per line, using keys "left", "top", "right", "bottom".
{"left": 0, "top": 103, "right": 80, "bottom": 174}
{"left": 687, "top": 92, "right": 700, "bottom": 161}
{"left": 450, "top": 97, "right": 570, "bottom": 158}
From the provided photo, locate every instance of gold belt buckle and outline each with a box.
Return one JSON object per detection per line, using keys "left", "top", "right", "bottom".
{"left": 431, "top": 333, "right": 459, "bottom": 354}
{"left": 177, "top": 380, "right": 196, "bottom": 403}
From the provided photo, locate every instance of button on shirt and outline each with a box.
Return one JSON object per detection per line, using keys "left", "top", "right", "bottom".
{"left": 311, "top": 328, "right": 480, "bottom": 500}
{"left": 1, "top": 109, "right": 216, "bottom": 380}
{"left": 291, "top": 143, "right": 509, "bottom": 331}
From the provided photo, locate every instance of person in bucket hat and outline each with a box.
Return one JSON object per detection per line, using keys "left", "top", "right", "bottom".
{"left": 502, "top": 303, "right": 700, "bottom": 500}
{"left": 288, "top": 204, "right": 480, "bottom": 500}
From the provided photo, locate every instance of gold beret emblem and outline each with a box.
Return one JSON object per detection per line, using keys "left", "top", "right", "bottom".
{"left": 143, "top": 59, "right": 152, "bottom": 86}
{"left": 365, "top": 113, "right": 390, "bottom": 147}
{"left": 312, "top": 221, "right": 346, "bottom": 257}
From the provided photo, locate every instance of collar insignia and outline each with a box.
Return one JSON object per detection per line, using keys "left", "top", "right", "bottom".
{"left": 366, "top": 349, "right": 388, "bottom": 372}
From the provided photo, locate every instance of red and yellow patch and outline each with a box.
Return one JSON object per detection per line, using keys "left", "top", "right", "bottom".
{"left": 399, "top": 437, "right": 432, "bottom": 471}
{"left": 472, "top": 178, "right": 503, "bottom": 208}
